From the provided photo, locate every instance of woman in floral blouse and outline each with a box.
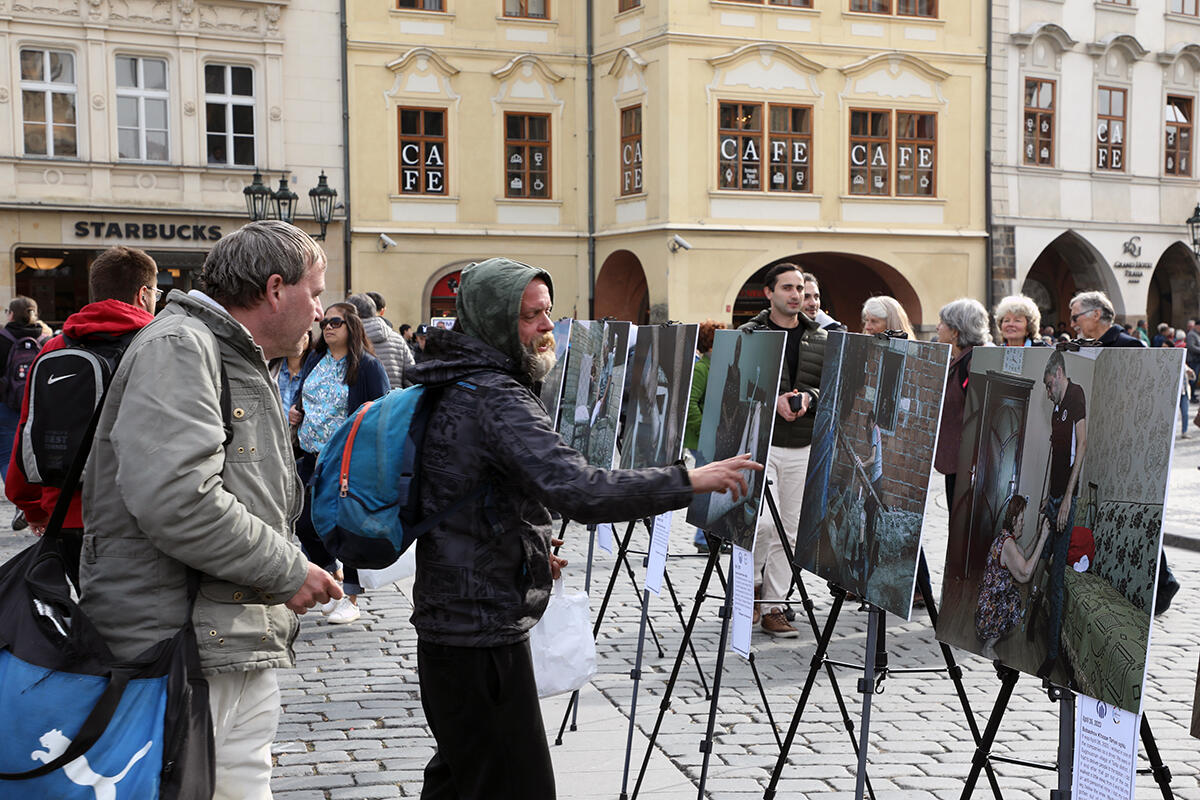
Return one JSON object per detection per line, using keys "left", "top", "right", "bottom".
{"left": 290, "top": 303, "right": 389, "bottom": 624}
{"left": 976, "top": 494, "right": 1049, "bottom": 659}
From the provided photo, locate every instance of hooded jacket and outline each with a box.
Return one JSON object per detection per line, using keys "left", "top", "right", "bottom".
{"left": 362, "top": 315, "right": 414, "bottom": 389}
{"left": 738, "top": 309, "right": 826, "bottom": 448}
{"left": 5, "top": 299, "right": 155, "bottom": 527}
{"left": 79, "top": 291, "right": 309, "bottom": 673}
{"left": 409, "top": 258, "right": 693, "bottom": 647}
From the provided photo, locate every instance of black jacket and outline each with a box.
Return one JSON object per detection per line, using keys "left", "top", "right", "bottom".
{"left": 738, "top": 310, "right": 827, "bottom": 448}
{"left": 1097, "top": 325, "right": 1146, "bottom": 348}
{"left": 409, "top": 329, "right": 693, "bottom": 647}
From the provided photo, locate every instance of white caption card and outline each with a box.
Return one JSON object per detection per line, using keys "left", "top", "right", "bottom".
{"left": 644, "top": 512, "right": 672, "bottom": 595}
{"left": 730, "top": 545, "right": 754, "bottom": 660}
{"left": 597, "top": 522, "right": 614, "bottom": 555}
{"left": 1073, "top": 693, "right": 1138, "bottom": 800}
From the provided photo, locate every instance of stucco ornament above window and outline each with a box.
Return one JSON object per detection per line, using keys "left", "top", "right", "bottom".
{"left": 490, "top": 54, "right": 564, "bottom": 109}
{"left": 385, "top": 48, "right": 461, "bottom": 102}
{"left": 1012, "top": 22, "right": 1077, "bottom": 71}
{"left": 838, "top": 53, "right": 949, "bottom": 106}
{"left": 707, "top": 43, "right": 825, "bottom": 97}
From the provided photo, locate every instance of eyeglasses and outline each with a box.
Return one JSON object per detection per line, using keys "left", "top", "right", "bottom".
{"left": 144, "top": 286, "right": 163, "bottom": 303}
{"left": 319, "top": 317, "right": 346, "bottom": 330}
{"left": 1070, "top": 308, "right": 1096, "bottom": 323}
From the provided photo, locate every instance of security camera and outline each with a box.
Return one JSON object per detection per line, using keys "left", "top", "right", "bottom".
{"left": 668, "top": 234, "right": 692, "bottom": 253}
{"left": 379, "top": 233, "right": 397, "bottom": 250}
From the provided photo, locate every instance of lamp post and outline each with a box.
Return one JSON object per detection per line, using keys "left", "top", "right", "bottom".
{"left": 308, "top": 171, "right": 338, "bottom": 241}
{"left": 1187, "top": 203, "right": 1200, "bottom": 256}
{"left": 242, "top": 170, "right": 272, "bottom": 221}
{"left": 270, "top": 176, "right": 299, "bottom": 224}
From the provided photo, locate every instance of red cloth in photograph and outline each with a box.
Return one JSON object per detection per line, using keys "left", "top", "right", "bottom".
{"left": 1068, "top": 526, "right": 1095, "bottom": 570}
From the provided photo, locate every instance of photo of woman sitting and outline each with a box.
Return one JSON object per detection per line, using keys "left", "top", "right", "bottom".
{"left": 976, "top": 495, "right": 1049, "bottom": 659}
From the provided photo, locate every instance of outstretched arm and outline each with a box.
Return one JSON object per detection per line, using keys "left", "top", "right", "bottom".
{"left": 1001, "top": 528, "right": 1050, "bottom": 583}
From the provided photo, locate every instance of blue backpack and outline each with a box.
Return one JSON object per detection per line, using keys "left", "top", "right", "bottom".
{"left": 310, "top": 381, "right": 484, "bottom": 569}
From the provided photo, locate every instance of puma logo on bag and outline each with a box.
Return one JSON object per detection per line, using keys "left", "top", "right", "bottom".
{"left": 29, "top": 728, "right": 153, "bottom": 800}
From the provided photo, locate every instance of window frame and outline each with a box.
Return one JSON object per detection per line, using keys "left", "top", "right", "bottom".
{"left": 618, "top": 0, "right": 640, "bottom": 11}
{"left": 766, "top": 103, "right": 814, "bottom": 194}
{"left": 1095, "top": 85, "right": 1127, "bottom": 172}
{"left": 398, "top": 106, "right": 448, "bottom": 195}
{"left": 849, "top": 108, "right": 892, "bottom": 196}
{"left": 1169, "top": 0, "right": 1199, "bottom": 15}
{"left": 849, "top": 0, "right": 937, "bottom": 17}
{"left": 721, "top": 0, "right": 814, "bottom": 5}
{"left": 718, "top": 100, "right": 764, "bottom": 191}
{"left": 504, "top": 111, "right": 552, "bottom": 199}
{"left": 504, "top": 0, "right": 548, "bottom": 19}
{"left": 19, "top": 47, "right": 78, "bottom": 159}
{"left": 396, "top": 0, "right": 444, "bottom": 9}
{"left": 1022, "top": 77, "right": 1056, "bottom": 168}
{"left": 619, "top": 104, "right": 643, "bottom": 197}
{"left": 204, "top": 63, "right": 256, "bottom": 167}
{"left": 894, "top": 110, "right": 937, "bottom": 196}
{"left": 1165, "top": 94, "right": 1193, "bottom": 178}
{"left": 116, "top": 55, "right": 171, "bottom": 163}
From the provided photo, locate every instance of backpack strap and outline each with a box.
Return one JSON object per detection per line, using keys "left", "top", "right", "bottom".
{"left": 219, "top": 360, "right": 233, "bottom": 448}
{"left": 339, "top": 400, "right": 373, "bottom": 497}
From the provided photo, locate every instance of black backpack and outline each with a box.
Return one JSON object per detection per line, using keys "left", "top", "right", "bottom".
{"left": 19, "top": 332, "right": 137, "bottom": 488}
{"left": 0, "top": 329, "right": 48, "bottom": 412}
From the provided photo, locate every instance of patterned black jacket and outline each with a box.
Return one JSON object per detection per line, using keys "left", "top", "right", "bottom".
{"left": 408, "top": 328, "right": 693, "bottom": 647}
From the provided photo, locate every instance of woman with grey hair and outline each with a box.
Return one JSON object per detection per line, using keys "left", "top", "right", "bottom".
{"left": 994, "top": 294, "right": 1046, "bottom": 347}
{"left": 934, "top": 298, "right": 992, "bottom": 505}
{"left": 861, "top": 295, "right": 916, "bottom": 340}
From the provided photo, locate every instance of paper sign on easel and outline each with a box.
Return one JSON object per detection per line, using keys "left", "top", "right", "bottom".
{"left": 730, "top": 545, "right": 754, "bottom": 660}
{"left": 1073, "top": 692, "right": 1138, "bottom": 800}
{"left": 644, "top": 512, "right": 672, "bottom": 595}
{"left": 597, "top": 523, "right": 614, "bottom": 554}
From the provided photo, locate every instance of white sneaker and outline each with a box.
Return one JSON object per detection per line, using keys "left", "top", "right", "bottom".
{"left": 319, "top": 582, "right": 343, "bottom": 615}
{"left": 327, "top": 596, "right": 360, "bottom": 624}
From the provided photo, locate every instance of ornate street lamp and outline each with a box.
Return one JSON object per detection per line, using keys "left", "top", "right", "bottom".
{"left": 1188, "top": 203, "right": 1200, "bottom": 256}
{"left": 242, "top": 170, "right": 272, "bottom": 221}
{"left": 270, "top": 175, "right": 299, "bottom": 224}
{"left": 308, "top": 171, "right": 338, "bottom": 241}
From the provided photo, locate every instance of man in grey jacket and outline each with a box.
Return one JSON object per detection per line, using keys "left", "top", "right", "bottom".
{"left": 80, "top": 220, "right": 342, "bottom": 800}
{"left": 346, "top": 292, "right": 414, "bottom": 388}
{"left": 408, "top": 258, "right": 761, "bottom": 799}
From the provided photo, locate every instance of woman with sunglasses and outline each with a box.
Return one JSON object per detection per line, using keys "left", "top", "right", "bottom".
{"left": 289, "top": 303, "right": 389, "bottom": 623}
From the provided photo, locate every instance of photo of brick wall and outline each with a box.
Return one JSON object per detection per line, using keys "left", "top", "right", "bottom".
{"left": 794, "top": 331, "right": 950, "bottom": 619}
{"left": 539, "top": 318, "right": 573, "bottom": 428}
{"left": 558, "top": 320, "right": 631, "bottom": 469}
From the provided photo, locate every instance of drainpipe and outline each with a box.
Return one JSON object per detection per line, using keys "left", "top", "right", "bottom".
{"left": 339, "top": 0, "right": 353, "bottom": 294}
{"left": 984, "top": 0, "right": 995, "bottom": 311}
{"left": 586, "top": 0, "right": 596, "bottom": 317}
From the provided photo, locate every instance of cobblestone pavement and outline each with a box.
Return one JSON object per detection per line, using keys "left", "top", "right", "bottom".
{"left": 2, "top": 429, "right": 1198, "bottom": 799}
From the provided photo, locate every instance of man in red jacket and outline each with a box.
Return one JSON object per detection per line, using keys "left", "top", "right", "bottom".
{"left": 6, "top": 245, "right": 159, "bottom": 537}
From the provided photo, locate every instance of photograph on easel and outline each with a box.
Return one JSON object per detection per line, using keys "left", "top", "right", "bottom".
{"left": 936, "top": 346, "right": 1181, "bottom": 714}
{"left": 686, "top": 328, "right": 785, "bottom": 551}
{"left": 558, "top": 320, "right": 631, "bottom": 469}
{"left": 793, "top": 331, "right": 951, "bottom": 619}
{"left": 1192, "top": 655, "right": 1200, "bottom": 739}
{"left": 618, "top": 324, "right": 699, "bottom": 470}
{"left": 538, "top": 318, "right": 573, "bottom": 427}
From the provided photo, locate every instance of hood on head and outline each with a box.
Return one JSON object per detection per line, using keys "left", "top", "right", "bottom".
{"left": 455, "top": 257, "right": 553, "bottom": 364}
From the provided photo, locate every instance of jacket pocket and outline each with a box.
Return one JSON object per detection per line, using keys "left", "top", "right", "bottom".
{"left": 194, "top": 582, "right": 273, "bottom": 655}
{"left": 225, "top": 389, "right": 266, "bottom": 463}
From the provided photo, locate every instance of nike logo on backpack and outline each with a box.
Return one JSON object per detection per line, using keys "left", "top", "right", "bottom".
{"left": 47, "top": 374, "right": 75, "bottom": 385}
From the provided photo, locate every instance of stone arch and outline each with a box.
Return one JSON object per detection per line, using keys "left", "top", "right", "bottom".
{"left": 422, "top": 260, "right": 473, "bottom": 321}
{"left": 594, "top": 250, "right": 650, "bottom": 324}
{"left": 1146, "top": 241, "right": 1200, "bottom": 330}
{"left": 1020, "top": 230, "right": 1122, "bottom": 330}
{"left": 730, "top": 252, "right": 922, "bottom": 329}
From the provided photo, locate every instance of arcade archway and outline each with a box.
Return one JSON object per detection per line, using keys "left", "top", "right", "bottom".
{"left": 1021, "top": 231, "right": 1118, "bottom": 331}
{"left": 1146, "top": 242, "right": 1200, "bottom": 330}
{"left": 428, "top": 269, "right": 462, "bottom": 319}
{"left": 595, "top": 249, "right": 650, "bottom": 323}
{"left": 732, "top": 253, "right": 921, "bottom": 330}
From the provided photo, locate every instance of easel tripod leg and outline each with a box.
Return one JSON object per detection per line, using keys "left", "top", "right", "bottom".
{"left": 695, "top": 552, "right": 736, "bottom": 800}
{"left": 557, "top": 523, "right": 599, "bottom": 743}
{"left": 662, "top": 567, "right": 710, "bottom": 699}
{"left": 1139, "top": 715, "right": 1174, "bottom": 800}
{"left": 854, "top": 607, "right": 884, "bottom": 800}
{"left": 629, "top": 544, "right": 721, "bottom": 800}
{"left": 618, "top": 587, "right": 653, "bottom": 800}
{"left": 960, "top": 666, "right": 1020, "bottom": 800}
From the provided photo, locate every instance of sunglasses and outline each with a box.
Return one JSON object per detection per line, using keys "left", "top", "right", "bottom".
{"left": 319, "top": 317, "right": 346, "bottom": 330}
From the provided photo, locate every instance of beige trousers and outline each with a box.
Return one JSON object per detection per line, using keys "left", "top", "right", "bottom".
{"left": 208, "top": 668, "right": 281, "bottom": 800}
{"left": 754, "top": 445, "right": 810, "bottom": 613}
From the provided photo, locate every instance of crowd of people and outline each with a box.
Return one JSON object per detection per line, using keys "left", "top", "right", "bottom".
{"left": 0, "top": 226, "right": 1194, "bottom": 798}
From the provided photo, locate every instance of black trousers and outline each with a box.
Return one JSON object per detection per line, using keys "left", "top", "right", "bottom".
{"left": 418, "top": 639, "right": 555, "bottom": 800}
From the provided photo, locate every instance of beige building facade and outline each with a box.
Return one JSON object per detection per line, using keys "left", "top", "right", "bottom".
{"left": 348, "top": 1, "right": 988, "bottom": 332}
{"left": 0, "top": 0, "right": 346, "bottom": 325}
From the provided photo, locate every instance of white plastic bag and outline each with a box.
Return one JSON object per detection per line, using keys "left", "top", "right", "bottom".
{"left": 528, "top": 578, "right": 597, "bottom": 698}
{"left": 357, "top": 547, "right": 416, "bottom": 589}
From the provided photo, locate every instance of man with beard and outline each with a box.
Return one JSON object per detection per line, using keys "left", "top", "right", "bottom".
{"left": 407, "top": 258, "right": 761, "bottom": 799}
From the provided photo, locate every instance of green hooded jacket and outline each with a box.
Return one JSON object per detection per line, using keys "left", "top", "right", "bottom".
{"left": 456, "top": 257, "right": 554, "bottom": 365}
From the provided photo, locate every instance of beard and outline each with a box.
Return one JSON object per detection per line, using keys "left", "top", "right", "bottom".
{"left": 522, "top": 331, "right": 557, "bottom": 382}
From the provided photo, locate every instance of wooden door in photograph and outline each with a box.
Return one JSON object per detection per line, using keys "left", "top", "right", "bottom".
{"left": 963, "top": 371, "right": 1034, "bottom": 574}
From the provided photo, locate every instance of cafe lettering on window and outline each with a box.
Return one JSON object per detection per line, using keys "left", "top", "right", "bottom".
{"left": 620, "top": 105, "right": 643, "bottom": 196}
{"left": 717, "top": 101, "right": 812, "bottom": 192}
{"left": 398, "top": 107, "right": 447, "bottom": 195}
{"left": 849, "top": 109, "right": 936, "bottom": 196}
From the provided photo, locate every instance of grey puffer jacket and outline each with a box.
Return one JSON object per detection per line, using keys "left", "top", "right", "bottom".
{"left": 739, "top": 310, "right": 827, "bottom": 448}
{"left": 363, "top": 315, "right": 414, "bottom": 389}
{"left": 80, "top": 290, "right": 309, "bottom": 674}
{"left": 409, "top": 328, "right": 694, "bottom": 647}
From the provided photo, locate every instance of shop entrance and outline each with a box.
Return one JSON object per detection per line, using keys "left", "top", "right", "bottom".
{"left": 1146, "top": 242, "right": 1200, "bottom": 330}
{"left": 732, "top": 253, "right": 920, "bottom": 330}
{"left": 594, "top": 250, "right": 649, "bottom": 324}
{"left": 428, "top": 270, "right": 462, "bottom": 320}
{"left": 1021, "top": 231, "right": 1116, "bottom": 332}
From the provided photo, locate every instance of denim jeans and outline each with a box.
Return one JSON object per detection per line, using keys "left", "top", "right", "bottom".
{"left": 0, "top": 403, "right": 19, "bottom": 483}
{"left": 1039, "top": 492, "right": 1077, "bottom": 660}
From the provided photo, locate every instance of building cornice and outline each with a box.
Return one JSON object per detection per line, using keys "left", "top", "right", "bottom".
{"left": 708, "top": 42, "right": 825, "bottom": 76}
{"left": 1085, "top": 33, "right": 1148, "bottom": 61}
{"left": 492, "top": 53, "right": 564, "bottom": 84}
{"left": 386, "top": 47, "right": 460, "bottom": 76}
{"left": 1011, "top": 22, "right": 1077, "bottom": 52}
